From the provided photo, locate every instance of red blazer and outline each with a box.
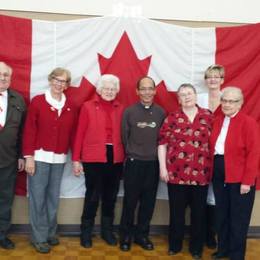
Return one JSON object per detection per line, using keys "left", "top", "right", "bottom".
{"left": 72, "top": 95, "right": 124, "bottom": 163}
{"left": 23, "top": 94, "right": 77, "bottom": 156}
{"left": 210, "top": 111, "right": 260, "bottom": 185}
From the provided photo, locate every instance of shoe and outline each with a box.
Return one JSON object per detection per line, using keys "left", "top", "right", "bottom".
{"left": 80, "top": 236, "right": 92, "bottom": 248}
{"left": 211, "top": 251, "right": 229, "bottom": 259}
{"left": 80, "top": 219, "right": 94, "bottom": 248}
{"left": 168, "top": 249, "right": 181, "bottom": 255}
{"left": 0, "top": 237, "right": 15, "bottom": 249}
{"left": 206, "top": 234, "right": 217, "bottom": 249}
{"left": 134, "top": 236, "right": 154, "bottom": 250}
{"left": 32, "top": 242, "right": 50, "bottom": 253}
{"left": 207, "top": 241, "right": 217, "bottom": 249}
{"left": 192, "top": 253, "right": 202, "bottom": 260}
{"left": 101, "top": 231, "right": 117, "bottom": 246}
{"left": 47, "top": 237, "right": 60, "bottom": 246}
{"left": 120, "top": 236, "right": 131, "bottom": 251}
{"left": 101, "top": 216, "right": 117, "bottom": 246}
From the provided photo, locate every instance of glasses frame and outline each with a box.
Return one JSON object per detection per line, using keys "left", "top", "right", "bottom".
{"left": 52, "top": 76, "right": 68, "bottom": 86}
{"left": 205, "top": 76, "right": 224, "bottom": 79}
{"left": 138, "top": 87, "right": 155, "bottom": 93}
{"left": 0, "top": 73, "right": 11, "bottom": 79}
{"left": 220, "top": 98, "right": 241, "bottom": 104}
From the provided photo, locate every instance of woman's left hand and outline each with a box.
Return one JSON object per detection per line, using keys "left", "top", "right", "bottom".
{"left": 73, "top": 161, "right": 83, "bottom": 177}
{"left": 25, "top": 157, "right": 36, "bottom": 176}
{"left": 160, "top": 168, "right": 169, "bottom": 183}
{"left": 240, "top": 184, "right": 251, "bottom": 194}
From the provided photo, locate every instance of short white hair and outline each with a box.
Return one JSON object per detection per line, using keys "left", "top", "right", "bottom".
{"left": 0, "top": 61, "right": 13, "bottom": 75}
{"left": 221, "top": 86, "right": 244, "bottom": 104}
{"left": 96, "top": 74, "right": 120, "bottom": 92}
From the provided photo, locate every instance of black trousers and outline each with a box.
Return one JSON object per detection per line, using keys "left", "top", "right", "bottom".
{"left": 212, "top": 155, "right": 255, "bottom": 260}
{"left": 167, "top": 184, "right": 208, "bottom": 254}
{"left": 0, "top": 162, "right": 17, "bottom": 239}
{"left": 81, "top": 145, "right": 122, "bottom": 228}
{"left": 120, "top": 158, "right": 159, "bottom": 238}
{"left": 204, "top": 204, "right": 216, "bottom": 243}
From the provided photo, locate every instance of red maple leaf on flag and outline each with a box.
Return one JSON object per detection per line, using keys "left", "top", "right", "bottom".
{"left": 65, "top": 31, "right": 178, "bottom": 113}
{"left": 98, "top": 32, "right": 151, "bottom": 108}
{"left": 154, "top": 81, "right": 179, "bottom": 114}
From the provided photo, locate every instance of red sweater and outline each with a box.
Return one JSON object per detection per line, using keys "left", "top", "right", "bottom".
{"left": 72, "top": 95, "right": 124, "bottom": 163}
{"left": 23, "top": 94, "right": 77, "bottom": 156}
{"left": 210, "top": 111, "right": 260, "bottom": 185}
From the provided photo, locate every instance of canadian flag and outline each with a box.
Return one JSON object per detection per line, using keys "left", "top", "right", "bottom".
{"left": 0, "top": 14, "right": 260, "bottom": 197}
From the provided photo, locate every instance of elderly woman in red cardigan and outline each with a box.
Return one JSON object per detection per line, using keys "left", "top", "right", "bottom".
{"left": 72, "top": 74, "right": 124, "bottom": 248}
{"left": 210, "top": 87, "right": 260, "bottom": 260}
{"left": 23, "top": 68, "right": 77, "bottom": 254}
{"left": 158, "top": 83, "right": 213, "bottom": 260}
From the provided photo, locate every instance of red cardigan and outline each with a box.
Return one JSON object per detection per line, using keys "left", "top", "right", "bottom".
{"left": 210, "top": 111, "right": 260, "bottom": 185}
{"left": 23, "top": 94, "right": 77, "bottom": 156}
{"left": 72, "top": 95, "right": 124, "bottom": 163}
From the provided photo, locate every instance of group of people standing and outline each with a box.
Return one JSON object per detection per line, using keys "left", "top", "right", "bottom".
{"left": 73, "top": 75, "right": 165, "bottom": 253}
{"left": 157, "top": 65, "right": 260, "bottom": 260}
{"left": 0, "top": 61, "right": 259, "bottom": 260}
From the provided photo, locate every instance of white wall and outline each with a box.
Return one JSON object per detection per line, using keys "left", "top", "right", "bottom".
{"left": 0, "top": 0, "right": 259, "bottom": 23}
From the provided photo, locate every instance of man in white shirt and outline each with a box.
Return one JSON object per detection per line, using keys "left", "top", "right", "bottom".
{"left": 0, "top": 62, "right": 26, "bottom": 249}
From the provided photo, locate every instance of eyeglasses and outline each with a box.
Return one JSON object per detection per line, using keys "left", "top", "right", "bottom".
{"left": 0, "top": 73, "right": 10, "bottom": 79}
{"left": 52, "top": 77, "right": 68, "bottom": 85}
{"left": 205, "top": 76, "right": 223, "bottom": 79}
{"left": 178, "top": 92, "right": 195, "bottom": 98}
{"left": 220, "top": 98, "right": 240, "bottom": 104}
{"left": 138, "top": 87, "right": 155, "bottom": 92}
{"left": 102, "top": 87, "right": 118, "bottom": 92}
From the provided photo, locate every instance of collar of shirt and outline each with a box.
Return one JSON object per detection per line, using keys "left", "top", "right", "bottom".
{"left": 45, "top": 88, "right": 66, "bottom": 111}
{"left": 228, "top": 110, "right": 239, "bottom": 118}
{"left": 214, "top": 116, "right": 231, "bottom": 155}
{"left": 0, "top": 90, "right": 8, "bottom": 126}
{"left": 0, "top": 90, "right": 8, "bottom": 97}
{"left": 139, "top": 102, "right": 153, "bottom": 110}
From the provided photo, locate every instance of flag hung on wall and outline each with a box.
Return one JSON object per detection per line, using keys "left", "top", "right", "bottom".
{"left": 0, "top": 14, "right": 260, "bottom": 197}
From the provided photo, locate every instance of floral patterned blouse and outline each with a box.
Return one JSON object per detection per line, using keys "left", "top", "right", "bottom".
{"left": 159, "top": 107, "right": 213, "bottom": 185}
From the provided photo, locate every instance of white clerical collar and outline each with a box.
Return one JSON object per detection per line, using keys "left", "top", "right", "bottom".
{"left": 140, "top": 102, "right": 153, "bottom": 109}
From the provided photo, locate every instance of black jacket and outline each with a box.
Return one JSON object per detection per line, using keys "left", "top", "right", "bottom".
{"left": 0, "top": 88, "right": 26, "bottom": 168}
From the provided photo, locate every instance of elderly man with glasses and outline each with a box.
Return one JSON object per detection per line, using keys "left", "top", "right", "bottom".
{"left": 0, "top": 62, "right": 26, "bottom": 250}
